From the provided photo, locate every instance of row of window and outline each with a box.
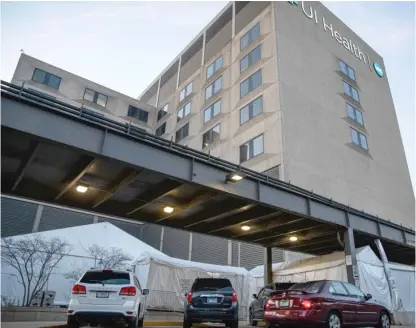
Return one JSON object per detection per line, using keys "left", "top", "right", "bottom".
{"left": 156, "top": 22, "right": 264, "bottom": 142}
{"left": 257, "top": 281, "right": 365, "bottom": 300}
{"left": 339, "top": 60, "right": 368, "bottom": 151}
{"left": 174, "top": 119, "right": 264, "bottom": 164}
{"left": 32, "top": 68, "right": 150, "bottom": 125}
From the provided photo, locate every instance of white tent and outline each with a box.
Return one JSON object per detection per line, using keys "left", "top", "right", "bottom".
{"left": 1, "top": 222, "right": 165, "bottom": 306}
{"left": 1, "top": 222, "right": 251, "bottom": 318}
{"left": 134, "top": 252, "right": 250, "bottom": 318}
{"left": 248, "top": 246, "right": 415, "bottom": 314}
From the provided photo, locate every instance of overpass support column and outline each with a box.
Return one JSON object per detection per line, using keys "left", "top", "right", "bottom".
{"left": 344, "top": 228, "right": 360, "bottom": 287}
{"left": 264, "top": 247, "right": 273, "bottom": 285}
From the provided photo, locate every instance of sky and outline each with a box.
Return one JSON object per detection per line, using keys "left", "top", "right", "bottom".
{"left": 1, "top": 1, "right": 415, "bottom": 191}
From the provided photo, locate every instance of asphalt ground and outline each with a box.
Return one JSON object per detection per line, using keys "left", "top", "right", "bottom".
{"left": 0, "top": 322, "right": 412, "bottom": 328}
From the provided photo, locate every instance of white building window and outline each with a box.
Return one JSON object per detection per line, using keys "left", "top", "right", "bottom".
{"left": 205, "top": 76, "right": 222, "bottom": 100}
{"left": 204, "top": 100, "right": 221, "bottom": 123}
{"left": 240, "top": 134, "right": 264, "bottom": 163}
{"left": 207, "top": 55, "right": 223, "bottom": 79}
{"left": 177, "top": 102, "right": 191, "bottom": 122}
{"left": 179, "top": 82, "right": 193, "bottom": 102}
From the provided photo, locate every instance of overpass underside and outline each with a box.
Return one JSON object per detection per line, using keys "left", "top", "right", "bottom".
{"left": 1, "top": 82, "right": 415, "bottom": 279}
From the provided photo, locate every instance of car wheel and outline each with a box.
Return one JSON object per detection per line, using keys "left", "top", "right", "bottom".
{"left": 249, "top": 308, "right": 257, "bottom": 326}
{"left": 138, "top": 315, "right": 144, "bottom": 328}
{"left": 183, "top": 318, "right": 192, "bottom": 328}
{"left": 66, "top": 316, "right": 80, "bottom": 328}
{"left": 376, "top": 312, "right": 390, "bottom": 328}
{"left": 127, "top": 315, "right": 139, "bottom": 328}
{"left": 230, "top": 319, "right": 238, "bottom": 328}
{"left": 326, "top": 311, "right": 341, "bottom": 328}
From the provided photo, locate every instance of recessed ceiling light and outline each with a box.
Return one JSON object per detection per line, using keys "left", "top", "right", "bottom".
{"left": 164, "top": 206, "right": 174, "bottom": 214}
{"left": 241, "top": 225, "right": 251, "bottom": 231}
{"left": 289, "top": 236, "right": 298, "bottom": 242}
{"left": 76, "top": 185, "right": 88, "bottom": 193}
{"left": 230, "top": 174, "right": 244, "bottom": 181}
{"left": 225, "top": 171, "right": 246, "bottom": 183}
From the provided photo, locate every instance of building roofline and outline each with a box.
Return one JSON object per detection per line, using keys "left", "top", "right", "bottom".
{"left": 19, "top": 53, "right": 155, "bottom": 109}
{"left": 137, "top": 1, "right": 233, "bottom": 100}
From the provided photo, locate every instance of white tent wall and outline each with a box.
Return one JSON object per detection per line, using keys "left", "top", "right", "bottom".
{"left": 248, "top": 247, "right": 395, "bottom": 311}
{"left": 389, "top": 263, "right": 415, "bottom": 312}
{"left": 1, "top": 222, "right": 252, "bottom": 319}
{"left": 1, "top": 253, "right": 96, "bottom": 306}
{"left": 134, "top": 254, "right": 251, "bottom": 319}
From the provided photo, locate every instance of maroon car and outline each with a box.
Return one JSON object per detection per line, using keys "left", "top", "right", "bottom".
{"left": 263, "top": 280, "right": 391, "bottom": 328}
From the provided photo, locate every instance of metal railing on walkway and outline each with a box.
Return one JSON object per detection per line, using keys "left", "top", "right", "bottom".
{"left": 1, "top": 80, "right": 413, "bottom": 236}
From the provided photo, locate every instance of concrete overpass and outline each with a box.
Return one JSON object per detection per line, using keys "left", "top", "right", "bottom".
{"left": 1, "top": 81, "right": 415, "bottom": 286}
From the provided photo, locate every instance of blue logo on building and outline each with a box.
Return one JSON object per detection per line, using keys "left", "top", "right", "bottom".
{"left": 373, "top": 61, "right": 384, "bottom": 78}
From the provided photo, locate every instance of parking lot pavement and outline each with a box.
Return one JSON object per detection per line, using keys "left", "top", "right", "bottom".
{"left": 0, "top": 323, "right": 413, "bottom": 328}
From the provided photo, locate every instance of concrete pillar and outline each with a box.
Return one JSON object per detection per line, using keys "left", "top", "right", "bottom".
{"left": 344, "top": 228, "right": 360, "bottom": 287}
{"left": 232, "top": 1, "right": 236, "bottom": 38}
{"left": 32, "top": 205, "right": 44, "bottom": 232}
{"left": 176, "top": 56, "right": 182, "bottom": 89}
{"left": 159, "top": 227, "right": 165, "bottom": 251}
{"left": 155, "top": 77, "right": 161, "bottom": 107}
{"left": 201, "top": 32, "right": 206, "bottom": 67}
{"left": 374, "top": 239, "right": 404, "bottom": 311}
{"left": 264, "top": 247, "right": 273, "bottom": 285}
{"left": 227, "top": 240, "right": 232, "bottom": 265}
{"left": 188, "top": 233, "right": 193, "bottom": 260}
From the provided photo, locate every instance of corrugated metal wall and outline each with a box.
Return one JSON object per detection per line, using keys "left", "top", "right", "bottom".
{"left": 232, "top": 241, "right": 239, "bottom": 266}
{"left": 0, "top": 196, "right": 292, "bottom": 269}
{"left": 139, "top": 224, "right": 162, "bottom": 250}
{"left": 1, "top": 197, "right": 37, "bottom": 237}
{"left": 191, "top": 233, "right": 228, "bottom": 265}
{"left": 162, "top": 227, "right": 190, "bottom": 260}
{"left": 239, "top": 242, "right": 264, "bottom": 269}
{"left": 39, "top": 206, "right": 94, "bottom": 232}
{"left": 98, "top": 217, "right": 144, "bottom": 239}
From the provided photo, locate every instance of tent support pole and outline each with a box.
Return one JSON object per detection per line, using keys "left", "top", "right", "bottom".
{"left": 264, "top": 247, "right": 272, "bottom": 285}
{"left": 344, "top": 227, "right": 360, "bottom": 287}
{"left": 374, "top": 239, "right": 404, "bottom": 311}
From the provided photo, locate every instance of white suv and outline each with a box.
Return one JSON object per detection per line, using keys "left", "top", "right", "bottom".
{"left": 67, "top": 268, "right": 149, "bottom": 328}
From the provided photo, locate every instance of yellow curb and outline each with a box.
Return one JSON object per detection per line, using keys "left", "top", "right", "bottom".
{"left": 144, "top": 321, "right": 182, "bottom": 326}
{"left": 143, "top": 322, "right": 210, "bottom": 327}
{"left": 39, "top": 320, "right": 229, "bottom": 327}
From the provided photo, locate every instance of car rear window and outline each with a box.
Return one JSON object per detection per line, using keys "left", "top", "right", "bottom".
{"left": 192, "top": 279, "right": 233, "bottom": 292}
{"left": 288, "top": 281, "right": 324, "bottom": 294}
{"left": 80, "top": 271, "right": 130, "bottom": 285}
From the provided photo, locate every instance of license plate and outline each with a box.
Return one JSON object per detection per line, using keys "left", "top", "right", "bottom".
{"left": 279, "top": 300, "right": 289, "bottom": 307}
{"left": 96, "top": 291, "right": 109, "bottom": 298}
{"left": 207, "top": 297, "right": 217, "bottom": 304}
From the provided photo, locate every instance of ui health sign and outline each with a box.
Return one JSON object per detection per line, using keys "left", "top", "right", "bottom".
{"left": 289, "top": 1, "right": 384, "bottom": 78}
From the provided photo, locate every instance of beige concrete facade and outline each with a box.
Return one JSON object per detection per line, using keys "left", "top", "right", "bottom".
{"left": 139, "top": 1, "right": 415, "bottom": 230}
{"left": 12, "top": 54, "right": 157, "bottom": 134}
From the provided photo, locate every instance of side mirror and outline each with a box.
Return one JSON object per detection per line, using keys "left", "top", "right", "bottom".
{"left": 142, "top": 289, "right": 149, "bottom": 295}
{"left": 365, "top": 293, "right": 372, "bottom": 301}
{"left": 252, "top": 293, "right": 258, "bottom": 299}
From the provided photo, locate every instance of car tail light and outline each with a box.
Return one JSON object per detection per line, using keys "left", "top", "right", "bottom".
{"left": 301, "top": 300, "right": 313, "bottom": 309}
{"left": 72, "top": 284, "right": 86, "bottom": 295}
{"left": 103, "top": 269, "right": 113, "bottom": 273}
{"left": 120, "top": 286, "right": 136, "bottom": 296}
{"left": 232, "top": 292, "right": 238, "bottom": 303}
{"left": 186, "top": 292, "right": 192, "bottom": 304}
{"left": 265, "top": 299, "right": 275, "bottom": 310}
